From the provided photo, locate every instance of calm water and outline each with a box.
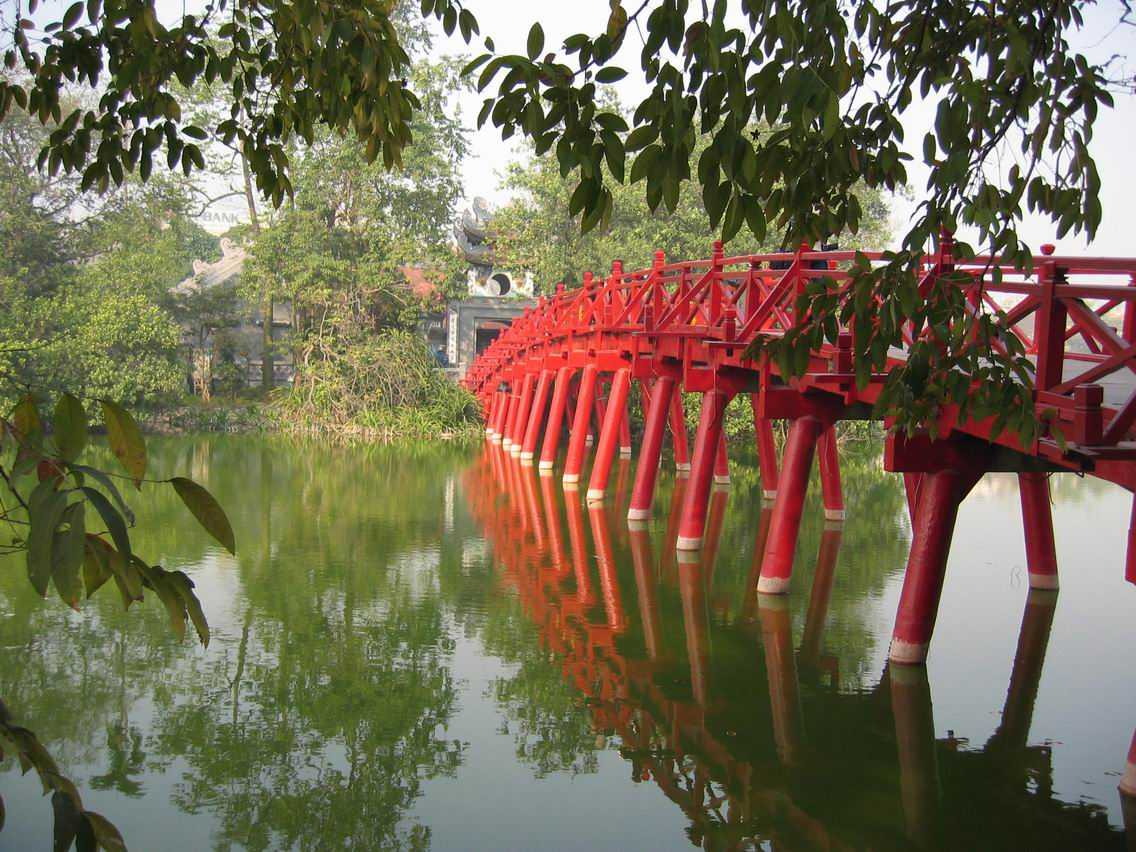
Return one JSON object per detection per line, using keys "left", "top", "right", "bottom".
{"left": 1, "top": 434, "right": 1133, "bottom": 850}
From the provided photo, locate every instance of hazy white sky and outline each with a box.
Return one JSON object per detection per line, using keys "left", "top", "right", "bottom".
{"left": 18, "top": 0, "right": 1136, "bottom": 254}
{"left": 438, "top": 0, "right": 1136, "bottom": 258}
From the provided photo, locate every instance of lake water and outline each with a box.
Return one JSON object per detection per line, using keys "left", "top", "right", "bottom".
{"left": 1, "top": 434, "right": 1133, "bottom": 850}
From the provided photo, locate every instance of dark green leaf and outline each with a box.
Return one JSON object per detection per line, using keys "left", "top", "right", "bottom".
{"left": 170, "top": 477, "right": 236, "bottom": 554}
{"left": 81, "top": 487, "right": 130, "bottom": 562}
{"left": 100, "top": 400, "right": 146, "bottom": 486}
{"left": 53, "top": 393, "right": 87, "bottom": 462}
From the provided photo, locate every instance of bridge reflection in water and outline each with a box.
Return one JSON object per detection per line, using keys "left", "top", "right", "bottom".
{"left": 467, "top": 443, "right": 1130, "bottom": 850}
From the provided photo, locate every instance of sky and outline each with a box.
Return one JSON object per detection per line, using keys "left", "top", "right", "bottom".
{"left": 13, "top": 0, "right": 1136, "bottom": 256}
{"left": 436, "top": 0, "right": 1136, "bottom": 258}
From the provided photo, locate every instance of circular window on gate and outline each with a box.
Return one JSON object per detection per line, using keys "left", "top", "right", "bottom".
{"left": 490, "top": 273, "right": 512, "bottom": 296}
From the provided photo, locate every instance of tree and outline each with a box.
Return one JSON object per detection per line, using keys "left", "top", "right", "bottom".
{"left": 468, "top": 0, "right": 1123, "bottom": 437}
{"left": 0, "top": 393, "right": 236, "bottom": 849}
{"left": 492, "top": 132, "right": 893, "bottom": 290}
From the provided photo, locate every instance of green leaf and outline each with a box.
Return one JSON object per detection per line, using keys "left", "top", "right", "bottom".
{"left": 69, "top": 465, "right": 134, "bottom": 524}
{"left": 82, "top": 811, "right": 126, "bottom": 852}
{"left": 595, "top": 67, "right": 627, "bottom": 84}
{"left": 82, "top": 536, "right": 112, "bottom": 599}
{"left": 51, "top": 502, "right": 85, "bottom": 608}
{"left": 27, "top": 480, "right": 67, "bottom": 598}
{"left": 81, "top": 487, "right": 130, "bottom": 562}
{"left": 53, "top": 393, "right": 87, "bottom": 462}
{"left": 11, "top": 394, "right": 42, "bottom": 445}
{"left": 526, "top": 23, "right": 544, "bottom": 60}
{"left": 169, "top": 571, "right": 209, "bottom": 647}
{"left": 170, "top": 477, "right": 236, "bottom": 554}
{"left": 100, "top": 400, "right": 146, "bottom": 486}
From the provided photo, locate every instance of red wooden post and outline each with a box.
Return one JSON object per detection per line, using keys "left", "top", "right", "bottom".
{"left": 758, "top": 415, "right": 825, "bottom": 593}
{"left": 750, "top": 394, "right": 779, "bottom": 499}
{"left": 628, "top": 375, "right": 676, "bottom": 521}
{"left": 676, "top": 389, "right": 731, "bottom": 550}
{"left": 509, "top": 373, "right": 536, "bottom": 455}
{"left": 521, "top": 369, "right": 555, "bottom": 464}
{"left": 903, "top": 473, "right": 924, "bottom": 524}
{"left": 491, "top": 390, "right": 508, "bottom": 443}
{"left": 889, "top": 465, "right": 984, "bottom": 664}
{"left": 563, "top": 364, "right": 598, "bottom": 486}
{"left": 714, "top": 430, "right": 730, "bottom": 486}
{"left": 539, "top": 366, "right": 573, "bottom": 473}
{"left": 1018, "top": 471, "right": 1059, "bottom": 590}
{"left": 502, "top": 388, "right": 520, "bottom": 450}
{"left": 1121, "top": 729, "right": 1136, "bottom": 797}
{"left": 1128, "top": 497, "right": 1136, "bottom": 586}
{"left": 619, "top": 396, "right": 633, "bottom": 457}
{"left": 484, "top": 392, "right": 498, "bottom": 438}
{"left": 818, "top": 425, "right": 845, "bottom": 521}
{"left": 670, "top": 391, "right": 691, "bottom": 472}
{"left": 587, "top": 368, "right": 632, "bottom": 503}
{"left": 1034, "top": 259, "right": 1067, "bottom": 392}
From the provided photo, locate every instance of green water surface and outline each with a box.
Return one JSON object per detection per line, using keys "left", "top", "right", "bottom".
{"left": 0, "top": 434, "right": 1132, "bottom": 850}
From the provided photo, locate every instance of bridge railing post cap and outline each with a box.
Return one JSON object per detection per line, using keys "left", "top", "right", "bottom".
{"left": 1041, "top": 243, "right": 1056, "bottom": 256}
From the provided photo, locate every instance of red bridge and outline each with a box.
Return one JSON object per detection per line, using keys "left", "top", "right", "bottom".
{"left": 461, "top": 238, "right": 1136, "bottom": 666}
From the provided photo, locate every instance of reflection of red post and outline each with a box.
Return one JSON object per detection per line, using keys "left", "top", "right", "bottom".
{"left": 700, "top": 488, "right": 729, "bottom": 578}
{"left": 1018, "top": 472, "right": 1059, "bottom": 590}
{"left": 563, "top": 365, "right": 598, "bottom": 485}
{"left": 629, "top": 524, "right": 663, "bottom": 660}
{"left": 679, "top": 560, "right": 711, "bottom": 705}
{"left": 741, "top": 505, "right": 775, "bottom": 622}
{"left": 520, "top": 463, "right": 546, "bottom": 550}
{"left": 990, "top": 588, "right": 1057, "bottom": 752}
{"left": 818, "top": 425, "right": 845, "bottom": 521}
{"left": 677, "top": 389, "right": 731, "bottom": 550}
{"left": 800, "top": 525, "right": 843, "bottom": 669}
{"left": 521, "top": 370, "right": 554, "bottom": 464}
{"left": 670, "top": 391, "right": 690, "bottom": 472}
{"left": 758, "top": 415, "right": 824, "bottom": 593}
{"left": 589, "top": 504, "right": 626, "bottom": 630}
{"left": 751, "top": 395, "right": 780, "bottom": 499}
{"left": 628, "top": 375, "right": 676, "bottom": 521}
{"left": 758, "top": 595, "right": 804, "bottom": 767}
{"left": 539, "top": 470, "right": 568, "bottom": 571}
{"left": 587, "top": 368, "right": 632, "bottom": 503}
{"left": 540, "top": 367, "right": 573, "bottom": 473}
{"left": 890, "top": 664, "right": 941, "bottom": 847}
{"left": 889, "top": 466, "right": 983, "bottom": 664}
{"left": 564, "top": 490, "right": 594, "bottom": 605}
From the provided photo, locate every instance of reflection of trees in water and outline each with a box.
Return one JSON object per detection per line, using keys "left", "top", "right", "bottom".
{"left": 1, "top": 435, "right": 475, "bottom": 849}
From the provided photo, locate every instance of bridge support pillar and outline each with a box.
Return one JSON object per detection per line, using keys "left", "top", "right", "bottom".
{"left": 1019, "top": 472, "right": 1059, "bottom": 590}
{"left": 563, "top": 365, "right": 598, "bottom": 486}
{"left": 509, "top": 373, "right": 536, "bottom": 457}
{"left": 758, "top": 415, "right": 826, "bottom": 593}
{"left": 670, "top": 391, "right": 690, "bottom": 473}
{"left": 818, "top": 426, "right": 845, "bottom": 521}
{"left": 539, "top": 367, "right": 573, "bottom": 473}
{"left": 484, "top": 394, "right": 498, "bottom": 439}
{"left": 628, "top": 375, "right": 676, "bottom": 521}
{"left": 502, "top": 389, "right": 520, "bottom": 450}
{"left": 676, "top": 389, "right": 731, "bottom": 550}
{"left": 888, "top": 465, "right": 983, "bottom": 664}
{"left": 751, "top": 395, "right": 779, "bottom": 500}
{"left": 800, "top": 524, "right": 843, "bottom": 672}
{"left": 521, "top": 370, "right": 554, "bottom": 464}
{"left": 1120, "top": 730, "right": 1136, "bottom": 798}
{"left": 714, "top": 431, "right": 730, "bottom": 486}
{"left": 587, "top": 368, "right": 632, "bottom": 503}
{"left": 890, "top": 664, "right": 941, "bottom": 845}
{"left": 490, "top": 391, "right": 507, "bottom": 443}
{"left": 619, "top": 396, "right": 633, "bottom": 457}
